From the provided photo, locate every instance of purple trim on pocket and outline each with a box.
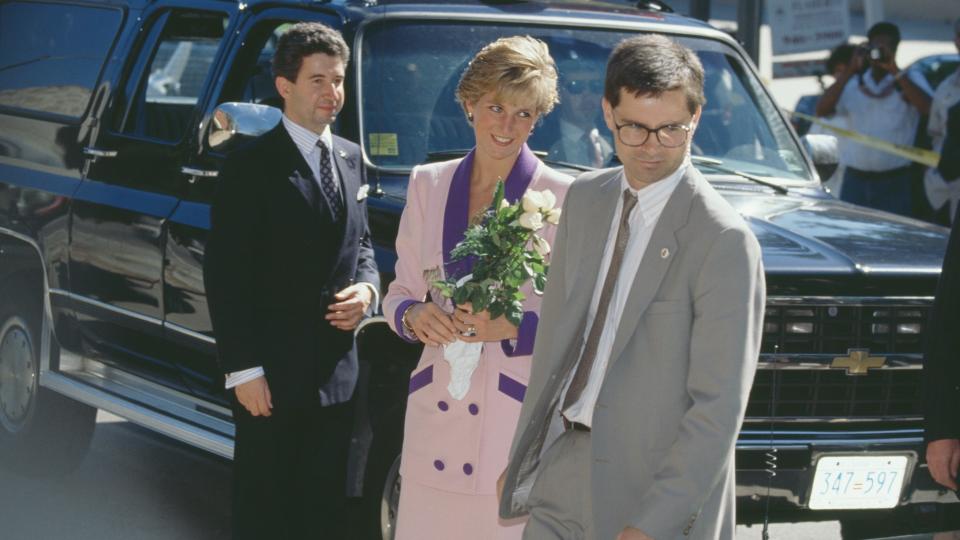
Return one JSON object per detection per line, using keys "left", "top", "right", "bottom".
{"left": 500, "top": 311, "right": 539, "bottom": 357}
{"left": 393, "top": 299, "right": 419, "bottom": 343}
{"left": 408, "top": 365, "right": 433, "bottom": 395}
{"left": 498, "top": 373, "right": 527, "bottom": 403}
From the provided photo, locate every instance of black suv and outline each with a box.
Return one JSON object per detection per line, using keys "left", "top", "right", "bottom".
{"left": 0, "top": 0, "right": 956, "bottom": 537}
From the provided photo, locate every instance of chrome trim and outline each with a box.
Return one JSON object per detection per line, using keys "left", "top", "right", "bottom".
{"left": 180, "top": 166, "right": 218, "bottom": 179}
{"left": 369, "top": 10, "right": 738, "bottom": 39}
{"left": 354, "top": 314, "right": 387, "bottom": 338}
{"left": 41, "top": 352, "right": 234, "bottom": 458}
{"left": 82, "top": 146, "right": 118, "bottom": 158}
{"left": 42, "top": 370, "right": 233, "bottom": 458}
{"left": 736, "top": 435, "right": 924, "bottom": 447}
{"left": 77, "top": 355, "right": 232, "bottom": 419}
{"left": 756, "top": 359, "right": 921, "bottom": 371}
{"left": 165, "top": 321, "right": 216, "bottom": 346}
{"left": 766, "top": 295, "right": 935, "bottom": 305}
{"left": 54, "top": 289, "right": 163, "bottom": 328}
{"left": 742, "top": 416, "right": 922, "bottom": 424}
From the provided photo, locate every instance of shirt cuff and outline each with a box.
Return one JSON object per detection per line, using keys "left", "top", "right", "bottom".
{"left": 225, "top": 366, "right": 264, "bottom": 389}
{"left": 360, "top": 281, "right": 380, "bottom": 315}
{"left": 393, "top": 299, "right": 420, "bottom": 343}
{"left": 501, "top": 311, "right": 538, "bottom": 357}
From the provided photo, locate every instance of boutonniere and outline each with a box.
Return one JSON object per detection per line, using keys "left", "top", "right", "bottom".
{"left": 357, "top": 184, "right": 370, "bottom": 201}
{"left": 336, "top": 148, "right": 356, "bottom": 169}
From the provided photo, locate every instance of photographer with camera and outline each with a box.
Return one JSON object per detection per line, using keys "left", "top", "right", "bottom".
{"left": 816, "top": 22, "right": 931, "bottom": 218}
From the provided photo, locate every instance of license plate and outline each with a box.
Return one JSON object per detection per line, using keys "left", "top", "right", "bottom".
{"left": 808, "top": 455, "right": 909, "bottom": 510}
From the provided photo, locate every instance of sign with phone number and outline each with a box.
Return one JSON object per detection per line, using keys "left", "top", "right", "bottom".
{"left": 808, "top": 455, "right": 909, "bottom": 510}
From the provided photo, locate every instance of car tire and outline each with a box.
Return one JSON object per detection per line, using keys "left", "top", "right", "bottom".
{"left": 379, "top": 454, "right": 401, "bottom": 540}
{"left": 0, "top": 287, "right": 96, "bottom": 477}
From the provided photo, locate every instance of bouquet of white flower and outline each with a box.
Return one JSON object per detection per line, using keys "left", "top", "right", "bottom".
{"left": 433, "top": 181, "right": 561, "bottom": 327}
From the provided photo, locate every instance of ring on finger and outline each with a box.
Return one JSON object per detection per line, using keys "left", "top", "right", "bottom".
{"left": 462, "top": 324, "right": 477, "bottom": 337}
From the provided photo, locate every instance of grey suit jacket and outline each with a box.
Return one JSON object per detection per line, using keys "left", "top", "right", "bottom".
{"left": 499, "top": 166, "right": 765, "bottom": 540}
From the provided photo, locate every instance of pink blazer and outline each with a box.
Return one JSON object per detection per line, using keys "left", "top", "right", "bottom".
{"left": 384, "top": 150, "right": 571, "bottom": 495}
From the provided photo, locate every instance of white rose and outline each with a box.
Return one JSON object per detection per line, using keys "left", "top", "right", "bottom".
{"left": 540, "top": 189, "right": 557, "bottom": 212}
{"left": 522, "top": 190, "right": 546, "bottom": 213}
{"left": 532, "top": 234, "right": 551, "bottom": 256}
{"left": 499, "top": 198, "right": 511, "bottom": 210}
{"left": 518, "top": 211, "right": 544, "bottom": 231}
{"left": 545, "top": 207, "right": 561, "bottom": 225}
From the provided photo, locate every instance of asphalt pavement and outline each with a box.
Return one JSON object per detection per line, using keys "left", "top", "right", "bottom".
{"left": 0, "top": 413, "right": 854, "bottom": 540}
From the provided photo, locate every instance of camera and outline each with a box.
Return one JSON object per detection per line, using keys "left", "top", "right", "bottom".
{"left": 855, "top": 44, "right": 887, "bottom": 63}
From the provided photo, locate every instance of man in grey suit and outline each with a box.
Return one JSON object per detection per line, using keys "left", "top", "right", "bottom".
{"left": 498, "top": 35, "right": 765, "bottom": 540}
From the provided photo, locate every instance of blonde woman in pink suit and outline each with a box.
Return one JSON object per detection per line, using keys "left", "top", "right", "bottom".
{"left": 384, "top": 36, "right": 572, "bottom": 540}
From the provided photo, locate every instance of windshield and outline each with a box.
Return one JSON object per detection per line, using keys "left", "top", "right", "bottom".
{"left": 360, "top": 20, "right": 811, "bottom": 182}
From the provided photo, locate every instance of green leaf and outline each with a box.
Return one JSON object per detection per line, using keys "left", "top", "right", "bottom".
{"left": 507, "top": 307, "right": 523, "bottom": 327}
{"left": 453, "top": 287, "right": 471, "bottom": 305}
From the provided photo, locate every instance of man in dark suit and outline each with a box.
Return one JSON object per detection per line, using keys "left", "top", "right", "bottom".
{"left": 203, "top": 22, "right": 379, "bottom": 539}
{"left": 924, "top": 101, "right": 960, "bottom": 495}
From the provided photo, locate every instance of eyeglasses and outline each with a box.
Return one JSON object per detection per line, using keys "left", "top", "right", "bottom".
{"left": 611, "top": 114, "right": 692, "bottom": 148}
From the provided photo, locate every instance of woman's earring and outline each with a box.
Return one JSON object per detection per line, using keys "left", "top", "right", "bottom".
{"left": 467, "top": 112, "right": 474, "bottom": 122}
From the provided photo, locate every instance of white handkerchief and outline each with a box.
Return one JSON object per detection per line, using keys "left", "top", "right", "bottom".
{"left": 357, "top": 184, "right": 370, "bottom": 201}
{"left": 443, "top": 339, "right": 483, "bottom": 400}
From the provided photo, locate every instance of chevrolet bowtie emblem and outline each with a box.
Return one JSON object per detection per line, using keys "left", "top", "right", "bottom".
{"left": 831, "top": 349, "right": 886, "bottom": 376}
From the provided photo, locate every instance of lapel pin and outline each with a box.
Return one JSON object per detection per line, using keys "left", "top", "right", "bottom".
{"left": 660, "top": 247, "right": 670, "bottom": 258}
{"left": 357, "top": 184, "right": 370, "bottom": 201}
{"left": 338, "top": 149, "right": 348, "bottom": 158}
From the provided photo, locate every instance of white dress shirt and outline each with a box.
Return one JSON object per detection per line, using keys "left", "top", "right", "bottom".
{"left": 225, "top": 116, "right": 378, "bottom": 389}
{"left": 924, "top": 69, "right": 960, "bottom": 220}
{"left": 561, "top": 161, "right": 687, "bottom": 427}
{"left": 835, "top": 72, "right": 922, "bottom": 172}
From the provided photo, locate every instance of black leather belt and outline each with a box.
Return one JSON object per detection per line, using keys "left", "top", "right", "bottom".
{"left": 562, "top": 416, "right": 591, "bottom": 432}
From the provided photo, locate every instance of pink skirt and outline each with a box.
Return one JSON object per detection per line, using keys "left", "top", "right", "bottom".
{"left": 394, "top": 478, "right": 527, "bottom": 540}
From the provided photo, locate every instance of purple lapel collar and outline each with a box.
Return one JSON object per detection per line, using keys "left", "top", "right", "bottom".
{"left": 441, "top": 145, "right": 539, "bottom": 278}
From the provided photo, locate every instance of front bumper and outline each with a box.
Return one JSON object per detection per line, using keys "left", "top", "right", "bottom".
{"left": 734, "top": 425, "right": 960, "bottom": 520}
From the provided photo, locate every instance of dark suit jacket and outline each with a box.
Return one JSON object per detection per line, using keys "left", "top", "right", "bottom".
{"left": 936, "top": 100, "right": 960, "bottom": 182}
{"left": 925, "top": 217, "right": 960, "bottom": 443}
{"left": 204, "top": 123, "right": 379, "bottom": 409}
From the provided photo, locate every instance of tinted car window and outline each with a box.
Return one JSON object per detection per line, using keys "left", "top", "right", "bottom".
{"left": 0, "top": 1, "right": 122, "bottom": 118}
{"left": 120, "top": 11, "right": 226, "bottom": 142}
{"left": 360, "top": 21, "right": 810, "bottom": 182}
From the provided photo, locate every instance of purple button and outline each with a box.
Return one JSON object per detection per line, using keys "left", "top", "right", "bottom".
{"left": 468, "top": 403, "right": 479, "bottom": 415}
{"left": 438, "top": 401, "right": 449, "bottom": 411}
{"left": 463, "top": 463, "right": 473, "bottom": 475}
{"left": 434, "top": 460, "right": 445, "bottom": 471}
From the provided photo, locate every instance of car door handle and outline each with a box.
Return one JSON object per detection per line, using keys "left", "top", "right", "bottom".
{"left": 82, "top": 146, "right": 118, "bottom": 158}
{"left": 181, "top": 166, "right": 219, "bottom": 183}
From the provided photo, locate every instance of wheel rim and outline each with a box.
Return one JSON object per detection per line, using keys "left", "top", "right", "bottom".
{"left": 380, "top": 455, "right": 401, "bottom": 540}
{"left": 0, "top": 317, "right": 36, "bottom": 433}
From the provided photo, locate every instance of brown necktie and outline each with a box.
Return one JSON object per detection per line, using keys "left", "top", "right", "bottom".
{"left": 562, "top": 188, "right": 638, "bottom": 412}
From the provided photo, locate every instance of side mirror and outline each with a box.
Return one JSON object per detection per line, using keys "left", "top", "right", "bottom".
{"left": 207, "top": 102, "right": 282, "bottom": 152}
{"left": 801, "top": 134, "right": 839, "bottom": 182}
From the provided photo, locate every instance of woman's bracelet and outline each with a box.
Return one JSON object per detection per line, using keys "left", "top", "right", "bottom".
{"left": 401, "top": 302, "right": 418, "bottom": 337}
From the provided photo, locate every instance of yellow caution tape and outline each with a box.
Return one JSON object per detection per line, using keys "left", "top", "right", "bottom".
{"left": 789, "top": 110, "right": 941, "bottom": 168}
